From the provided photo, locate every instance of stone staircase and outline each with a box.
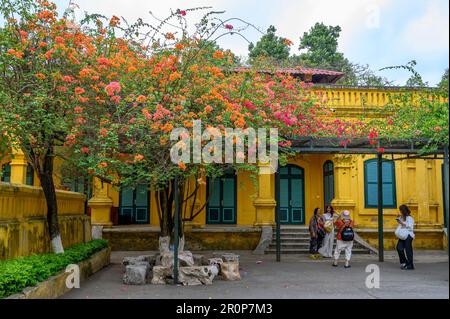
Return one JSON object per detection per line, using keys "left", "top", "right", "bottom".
{"left": 265, "top": 226, "right": 373, "bottom": 255}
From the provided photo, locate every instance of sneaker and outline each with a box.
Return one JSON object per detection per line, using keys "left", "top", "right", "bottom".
{"left": 309, "top": 254, "right": 316, "bottom": 260}
{"left": 400, "top": 264, "right": 407, "bottom": 270}
{"left": 344, "top": 264, "right": 351, "bottom": 269}
{"left": 332, "top": 262, "right": 338, "bottom": 267}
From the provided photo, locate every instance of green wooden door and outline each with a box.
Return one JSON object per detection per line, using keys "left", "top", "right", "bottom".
{"left": 279, "top": 165, "right": 305, "bottom": 225}
{"left": 119, "top": 184, "right": 149, "bottom": 224}
{"left": 207, "top": 173, "right": 236, "bottom": 224}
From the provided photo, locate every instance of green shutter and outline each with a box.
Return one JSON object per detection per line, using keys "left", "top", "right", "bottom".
{"left": 364, "top": 159, "right": 396, "bottom": 208}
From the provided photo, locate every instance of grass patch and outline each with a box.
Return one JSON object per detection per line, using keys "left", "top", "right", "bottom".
{"left": 0, "top": 239, "right": 108, "bottom": 299}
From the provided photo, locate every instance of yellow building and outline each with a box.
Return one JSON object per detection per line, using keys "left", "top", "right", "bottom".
{"left": 1, "top": 68, "right": 448, "bottom": 255}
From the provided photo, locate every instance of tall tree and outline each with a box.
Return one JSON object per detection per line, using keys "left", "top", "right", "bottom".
{"left": 248, "top": 25, "right": 291, "bottom": 63}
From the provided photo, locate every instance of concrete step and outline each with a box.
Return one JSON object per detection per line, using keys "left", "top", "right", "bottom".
{"left": 271, "top": 237, "right": 311, "bottom": 242}
{"left": 265, "top": 248, "right": 372, "bottom": 254}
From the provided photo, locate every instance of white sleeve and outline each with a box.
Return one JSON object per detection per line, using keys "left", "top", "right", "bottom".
{"left": 405, "top": 216, "right": 414, "bottom": 231}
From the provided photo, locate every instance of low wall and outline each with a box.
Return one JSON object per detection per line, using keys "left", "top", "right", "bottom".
{"left": 102, "top": 226, "right": 261, "bottom": 251}
{"left": 0, "top": 182, "right": 91, "bottom": 260}
{"left": 356, "top": 228, "right": 446, "bottom": 250}
{"left": 7, "top": 247, "right": 111, "bottom": 299}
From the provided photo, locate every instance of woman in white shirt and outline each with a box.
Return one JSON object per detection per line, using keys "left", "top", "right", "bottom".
{"left": 318, "top": 205, "right": 338, "bottom": 258}
{"left": 396, "top": 204, "right": 415, "bottom": 270}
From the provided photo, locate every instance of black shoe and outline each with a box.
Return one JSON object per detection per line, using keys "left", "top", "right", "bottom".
{"left": 344, "top": 264, "right": 351, "bottom": 269}
{"left": 332, "top": 263, "right": 338, "bottom": 267}
{"left": 405, "top": 266, "right": 415, "bottom": 270}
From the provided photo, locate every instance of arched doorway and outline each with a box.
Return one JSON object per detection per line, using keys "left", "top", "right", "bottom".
{"left": 278, "top": 164, "right": 305, "bottom": 225}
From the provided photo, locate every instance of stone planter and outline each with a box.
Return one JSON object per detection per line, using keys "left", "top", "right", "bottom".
{"left": 6, "top": 247, "right": 111, "bottom": 299}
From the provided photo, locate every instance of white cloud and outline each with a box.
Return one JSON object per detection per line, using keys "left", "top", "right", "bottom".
{"left": 401, "top": 1, "right": 449, "bottom": 54}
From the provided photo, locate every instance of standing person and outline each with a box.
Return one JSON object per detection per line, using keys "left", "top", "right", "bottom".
{"left": 332, "top": 210, "right": 354, "bottom": 268}
{"left": 395, "top": 204, "right": 415, "bottom": 270}
{"left": 318, "top": 205, "right": 337, "bottom": 258}
{"left": 309, "top": 208, "right": 324, "bottom": 259}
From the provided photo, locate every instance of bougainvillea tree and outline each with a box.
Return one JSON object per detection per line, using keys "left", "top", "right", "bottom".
{"left": 0, "top": 0, "right": 146, "bottom": 252}
{"left": 60, "top": 8, "right": 372, "bottom": 246}
{"left": 1, "top": 1, "right": 373, "bottom": 251}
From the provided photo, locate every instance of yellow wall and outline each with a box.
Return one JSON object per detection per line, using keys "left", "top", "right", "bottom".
{"left": 0, "top": 182, "right": 91, "bottom": 260}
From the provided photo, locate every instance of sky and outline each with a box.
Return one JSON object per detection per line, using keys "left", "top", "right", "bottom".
{"left": 33, "top": 0, "right": 450, "bottom": 85}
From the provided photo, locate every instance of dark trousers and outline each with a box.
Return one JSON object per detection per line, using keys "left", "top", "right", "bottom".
{"left": 396, "top": 235, "right": 414, "bottom": 269}
{"left": 309, "top": 237, "right": 318, "bottom": 254}
{"left": 310, "top": 234, "right": 324, "bottom": 253}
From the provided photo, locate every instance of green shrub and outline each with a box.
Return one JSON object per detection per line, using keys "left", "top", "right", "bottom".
{"left": 0, "top": 239, "right": 108, "bottom": 299}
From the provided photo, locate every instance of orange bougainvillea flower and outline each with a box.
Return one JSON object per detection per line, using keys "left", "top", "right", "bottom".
{"left": 35, "top": 73, "right": 46, "bottom": 80}
{"left": 169, "top": 72, "right": 182, "bottom": 82}
{"left": 6, "top": 49, "right": 23, "bottom": 59}
{"left": 134, "top": 154, "right": 144, "bottom": 162}
{"left": 98, "top": 162, "right": 108, "bottom": 168}
{"left": 213, "top": 50, "right": 224, "bottom": 59}
{"left": 136, "top": 95, "right": 146, "bottom": 103}
{"left": 178, "top": 161, "right": 186, "bottom": 171}
{"left": 74, "top": 87, "right": 85, "bottom": 95}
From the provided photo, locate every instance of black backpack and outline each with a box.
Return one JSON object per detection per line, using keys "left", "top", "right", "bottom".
{"left": 341, "top": 226, "right": 354, "bottom": 241}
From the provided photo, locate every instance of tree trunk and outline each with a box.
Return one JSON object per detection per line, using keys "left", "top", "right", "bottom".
{"left": 38, "top": 152, "right": 64, "bottom": 254}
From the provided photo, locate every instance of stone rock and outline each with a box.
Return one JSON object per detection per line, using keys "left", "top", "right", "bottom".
{"left": 178, "top": 236, "right": 185, "bottom": 252}
{"left": 159, "top": 236, "right": 171, "bottom": 253}
{"left": 160, "top": 251, "right": 194, "bottom": 268}
{"left": 208, "top": 258, "right": 224, "bottom": 266}
{"left": 123, "top": 265, "right": 148, "bottom": 285}
{"left": 193, "top": 254, "right": 205, "bottom": 266}
{"left": 138, "top": 254, "right": 157, "bottom": 266}
{"left": 220, "top": 261, "right": 241, "bottom": 281}
{"left": 151, "top": 266, "right": 172, "bottom": 285}
{"left": 122, "top": 256, "right": 151, "bottom": 272}
{"left": 178, "top": 266, "right": 217, "bottom": 286}
{"left": 221, "top": 253, "right": 240, "bottom": 262}
{"left": 91, "top": 225, "right": 103, "bottom": 240}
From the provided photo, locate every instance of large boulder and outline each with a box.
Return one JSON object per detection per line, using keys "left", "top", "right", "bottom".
{"left": 160, "top": 251, "right": 194, "bottom": 268}
{"left": 178, "top": 266, "right": 217, "bottom": 286}
{"left": 122, "top": 256, "right": 153, "bottom": 272}
{"left": 151, "top": 266, "right": 172, "bottom": 285}
{"left": 123, "top": 265, "right": 148, "bottom": 285}
{"left": 220, "top": 261, "right": 241, "bottom": 281}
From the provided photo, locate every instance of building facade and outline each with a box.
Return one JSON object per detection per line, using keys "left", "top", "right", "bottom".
{"left": 1, "top": 72, "right": 447, "bottom": 253}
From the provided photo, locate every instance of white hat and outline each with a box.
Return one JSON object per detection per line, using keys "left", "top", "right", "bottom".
{"left": 342, "top": 210, "right": 351, "bottom": 219}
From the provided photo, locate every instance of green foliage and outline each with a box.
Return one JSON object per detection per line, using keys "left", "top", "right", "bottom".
{"left": 438, "top": 68, "right": 449, "bottom": 96}
{"left": 298, "top": 23, "right": 344, "bottom": 67}
{"left": 248, "top": 25, "right": 290, "bottom": 62}
{"left": 0, "top": 239, "right": 108, "bottom": 299}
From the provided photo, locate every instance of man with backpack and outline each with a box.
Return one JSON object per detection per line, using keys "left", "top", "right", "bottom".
{"left": 332, "top": 210, "right": 354, "bottom": 268}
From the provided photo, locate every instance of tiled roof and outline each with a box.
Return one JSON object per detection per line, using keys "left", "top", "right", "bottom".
{"left": 229, "top": 67, "right": 345, "bottom": 83}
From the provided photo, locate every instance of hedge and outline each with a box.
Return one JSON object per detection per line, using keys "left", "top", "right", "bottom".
{"left": 0, "top": 239, "right": 108, "bottom": 298}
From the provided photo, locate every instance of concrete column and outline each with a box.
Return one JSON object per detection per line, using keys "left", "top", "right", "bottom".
{"left": 88, "top": 177, "right": 113, "bottom": 227}
{"left": 10, "top": 148, "right": 27, "bottom": 185}
{"left": 331, "top": 155, "right": 356, "bottom": 214}
{"left": 253, "top": 163, "right": 276, "bottom": 226}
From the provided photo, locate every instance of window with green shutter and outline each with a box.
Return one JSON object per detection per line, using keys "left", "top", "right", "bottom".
{"left": 26, "top": 164, "right": 34, "bottom": 186}
{"left": 1, "top": 163, "right": 11, "bottom": 183}
{"left": 364, "top": 159, "right": 397, "bottom": 208}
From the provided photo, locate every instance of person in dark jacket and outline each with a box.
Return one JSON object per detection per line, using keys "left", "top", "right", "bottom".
{"left": 309, "top": 207, "right": 324, "bottom": 259}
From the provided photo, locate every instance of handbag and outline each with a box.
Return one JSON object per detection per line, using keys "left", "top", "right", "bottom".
{"left": 324, "top": 220, "right": 333, "bottom": 233}
{"left": 395, "top": 225, "right": 409, "bottom": 240}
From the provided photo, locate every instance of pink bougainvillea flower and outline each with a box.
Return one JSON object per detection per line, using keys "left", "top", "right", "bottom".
{"left": 105, "top": 81, "right": 121, "bottom": 96}
{"left": 80, "top": 146, "right": 89, "bottom": 154}
{"left": 224, "top": 24, "right": 233, "bottom": 30}
{"left": 178, "top": 10, "right": 187, "bottom": 16}
{"left": 377, "top": 147, "right": 385, "bottom": 153}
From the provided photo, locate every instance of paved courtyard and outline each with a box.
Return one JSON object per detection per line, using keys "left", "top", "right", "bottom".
{"left": 62, "top": 250, "right": 449, "bottom": 299}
